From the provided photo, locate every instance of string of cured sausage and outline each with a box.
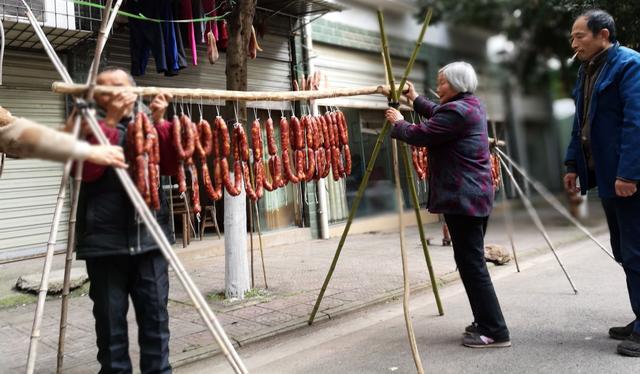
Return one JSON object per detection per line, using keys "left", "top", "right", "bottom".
{"left": 490, "top": 153, "right": 501, "bottom": 188}
{"left": 126, "top": 112, "right": 160, "bottom": 210}
{"left": 221, "top": 117, "right": 243, "bottom": 197}
{"left": 249, "top": 119, "right": 265, "bottom": 200}
{"left": 411, "top": 146, "right": 428, "bottom": 181}
{"left": 160, "top": 110, "right": 354, "bottom": 211}
{"left": 172, "top": 114, "right": 195, "bottom": 194}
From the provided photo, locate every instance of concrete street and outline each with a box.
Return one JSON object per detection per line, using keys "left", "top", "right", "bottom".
{"left": 178, "top": 233, "right": 638, "bottom": 374}
{"left": 0, "top": 199, "right": 620, "bottom": 373}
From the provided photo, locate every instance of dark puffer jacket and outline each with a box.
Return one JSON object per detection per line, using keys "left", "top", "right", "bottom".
{"left": 75, "top": 118, "right": 177, "bottom": 259}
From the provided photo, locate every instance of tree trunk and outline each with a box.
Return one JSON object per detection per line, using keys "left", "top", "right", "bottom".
{"left": 224, "top": 1, "right": 256, "bottom": 298}
{"left": 225, "top": 0, "right": 257, "bottom": 123}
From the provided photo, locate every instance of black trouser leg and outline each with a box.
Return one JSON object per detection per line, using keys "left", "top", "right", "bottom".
{"left": 131, "top": 251, "right": 172, "bottom": 374}
{"left": 602, "top": 195, "right": 640, "bottom": 331}
{"left": 444, "top": 214, "right": 510, "bottom": 340}
{"left": 86, "top": 256, "right": 133, "bottom": 374}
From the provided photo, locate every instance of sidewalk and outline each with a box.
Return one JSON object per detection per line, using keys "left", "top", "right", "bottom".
{"left": 0, "top": 199, "right": 609, "bottom": 373}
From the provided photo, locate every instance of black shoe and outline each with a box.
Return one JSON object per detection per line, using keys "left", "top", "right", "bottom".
{"left": 462, "top": 332, "right": 511, "bottom": 348}
{"left": 464, "top": 322, "right": 479, "bottom": 335}
{"left": 609, "top": 321, "right": 636, "bottom": 340}
{"left": 617, "top": 333, "right": 640, "bottom": 357}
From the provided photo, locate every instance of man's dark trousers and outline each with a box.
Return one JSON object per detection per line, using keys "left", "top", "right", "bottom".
{"left": 444, "top": 214, "right": 510, "bottom": 341}
{"left": 85, "top": 250, "right": 171, "bottom": 374}
{"left": 601, "top": 192, "right": 640, "bottom": 333}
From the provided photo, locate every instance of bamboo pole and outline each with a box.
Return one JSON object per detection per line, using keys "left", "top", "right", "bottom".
{"left": 21, "top": 6, "right": 248, "bottom": 373}
{"left": 53, "top": 82, "right": 396, "bottom": 102}
{"left": 308, "top": 9, "right": 433, "bottom": 325}
{"left": 249, "top": 197, "right": 255, "bottom": 288}
{"left": 254, "top": 202, "right": 268, "bottom": 289}
{"left": 0, "top": 153, "right": 5, "bottom": 179}
{"left": 26, "top": 115, "right": 81, "bottom": 374}
{"left": 498, "top": 165, "right": 520, "bottom": 272}
{"left": 56, "top": 161, "right": 83, "bottom": 374}
{"left": 497, "top": 154, "right": 578, "bottom": 294}
{"left": 381, "top": 7, "right": 442, "bottom": 315}
{"left": 85, "top": 0, "right": 122, "bottom": 100}
{"left": 399, "top": 144, "right": 444, "bottom": 315}
{"left": 383, "top": 12, "right": 426, "bottom": 371}
{"left": 248, "top": 153, "right": 268, "bottom": 288}
{"left": 57, "top": 3, "right": 123, "bottom": 371}
{"left": 496, "top": 148, "right": 617, "bottom": 264}
{"left": 392, "top": 138, "right": 425, "bottom": 374}
{"left": 490, "top": 122, "right": 520, "bottom": 272}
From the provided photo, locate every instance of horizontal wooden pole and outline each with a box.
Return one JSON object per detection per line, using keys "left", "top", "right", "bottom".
{"left": 52, "top": 82, "right": 395, "bottom": 102}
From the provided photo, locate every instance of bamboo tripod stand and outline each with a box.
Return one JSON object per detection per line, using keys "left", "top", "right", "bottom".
{"left": 308, "top": 10, "right": 445, "bottom": 328}
{"left": 24, "top": 4, "right": 437, "bottom": 374}
{"left": 490, "top": 132, "right": 620, "bottom": 294}
{"left": 22, "top": 1, "right": 248, "bottom": 373}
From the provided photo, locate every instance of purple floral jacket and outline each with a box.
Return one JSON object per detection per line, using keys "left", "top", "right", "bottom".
{"left": 390, "top": 93, "right": 494, "bottom": 217}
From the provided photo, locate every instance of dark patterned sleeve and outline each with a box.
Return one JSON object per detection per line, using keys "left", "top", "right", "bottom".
{"left": 390, "top": 108, "right": 465, "bottom": 147}
{"left": 412, "top": 96, "right": 439, "bottom": 118}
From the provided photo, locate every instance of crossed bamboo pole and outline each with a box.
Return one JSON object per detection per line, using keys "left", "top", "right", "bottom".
{"left": 25, "top": 114, "right": 81, "bottom": 374}
{"left": 496, "top": 148, "right": 617, "bottom": 264}
{"left": 496, "top": 153, "right": 579, "bottom": 294}
{"left": 383, "top": 10, "right": 426, "bottom": 372}
{"left": 21, "top": 2, "right": 248, "bottom": 373}
{"left": 57, "top": 1, "right": 123, "bottom": 370}
{"left": 490, "top": 122, "right": 520, "bottom": 272}
{"left": 308, "top": 9, "right": 443, "bottom": 327}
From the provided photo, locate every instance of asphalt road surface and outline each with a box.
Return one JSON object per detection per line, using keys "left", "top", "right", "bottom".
{"left": 177, "top": 234, "right": 639, "bottom": 373}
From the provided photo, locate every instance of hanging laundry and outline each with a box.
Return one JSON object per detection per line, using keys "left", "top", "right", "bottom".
{"left": 126, "top": 0, "right": 183, "bottom": 76}
{"left": 161, "top": 2, "right": 184, "bottom": 76}
{"left": 171, "top": 0, "right": 189, "bottom": 70}
{"left": 190, "top": 0, "right": 205, "bottom": 44}
{"left": 179, "top": 0, "right": 198, "bottom": 66}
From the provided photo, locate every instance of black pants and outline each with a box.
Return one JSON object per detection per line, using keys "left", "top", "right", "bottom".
{"left": 85, "top": 251, "right": 171, "bottom": 374}
{"left": 601, "top": 194, "right": 640, "bottom": 332}
{"left": 444, "top": 214, "right": 510, "bottom": 340}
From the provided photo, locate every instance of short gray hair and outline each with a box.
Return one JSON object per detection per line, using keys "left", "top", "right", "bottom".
{"left": 438, "top": 61, "right": 478, "bottom": 93}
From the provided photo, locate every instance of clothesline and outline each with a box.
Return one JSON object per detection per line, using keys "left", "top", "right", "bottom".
{"left": 73, "top": 0, "right": 230, "bottom": 23}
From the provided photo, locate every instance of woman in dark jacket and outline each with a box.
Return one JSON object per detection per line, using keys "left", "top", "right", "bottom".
{"left": 385, "top": 61, "right": 511, "bottom": 348}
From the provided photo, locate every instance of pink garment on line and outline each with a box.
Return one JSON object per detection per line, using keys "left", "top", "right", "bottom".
{"left": 180, "top": 0, "right": 198, "bottom": 65}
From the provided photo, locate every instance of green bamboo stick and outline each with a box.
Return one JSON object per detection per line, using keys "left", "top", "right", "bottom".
{"left": 378, "top": 11, "right": 397, "bottom": 103}
{"left": 400, "top": 143, "right": 444, "bottom": 315}
{"left": 308, "top": 9, "right": 433, "bottom": 325}
{"left": 382, "top": 7, "right": 442, "bottom": 315}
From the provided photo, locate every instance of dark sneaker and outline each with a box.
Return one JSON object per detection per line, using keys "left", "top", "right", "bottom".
{"left": 463, "top": 332, "right": 511, "bottom": 348}
{"left": 617, "top": 333, "right": 640, "bottom": 357}
{"left": 609, "top": 321, "right": 636, "bottom": 340}
{"left": 464, "top": 322, "right": 479, "bottom": 335}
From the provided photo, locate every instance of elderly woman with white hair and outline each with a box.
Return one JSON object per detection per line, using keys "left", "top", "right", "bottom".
{"left": 385, "top": 61, "right": 511, "bottom": 348}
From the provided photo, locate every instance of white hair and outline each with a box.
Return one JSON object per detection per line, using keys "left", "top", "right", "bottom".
{"left": 438, "top": 61, "right": 478, "bottom": 93}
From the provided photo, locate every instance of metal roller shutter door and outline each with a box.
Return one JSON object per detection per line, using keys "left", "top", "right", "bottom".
{"left": 0, "top": 49, "right": 68, "bottom": 261}
{"left": 312, "top": 43, "right": 426, "bottom": 109}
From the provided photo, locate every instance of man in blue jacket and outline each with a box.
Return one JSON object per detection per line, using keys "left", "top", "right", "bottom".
{"left": 564, "top": 9, "right": 640, "bottom": 357}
